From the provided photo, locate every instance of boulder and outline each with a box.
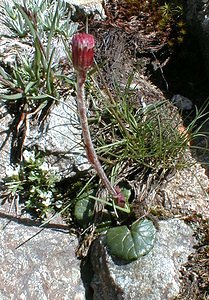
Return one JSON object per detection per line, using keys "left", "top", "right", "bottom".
{"left": 65, "top": 0, "right": 105, "bottom": 20}
{"left": 90, "top": 219, "right": 196, "bottom": 300}
{"left": 24, "top": 96, "right": 90, "bottom": 175}
{"left": 0, "top": 215, "right": 85, "bottom": 300}
{"left": 0, "top": 104, "right": 11, "bottom": 181}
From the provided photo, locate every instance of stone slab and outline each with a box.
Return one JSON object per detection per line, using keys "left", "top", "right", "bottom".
{"left": 91, "top": 219, "right": 196, "bottom": 300}
{"left": 0, "top": 217, "right": 85, "bottom": 300}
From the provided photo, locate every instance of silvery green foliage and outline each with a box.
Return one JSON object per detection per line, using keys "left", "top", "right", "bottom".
{"left": 0, "top": 0, "right": 78, "bottom": 38}
{"left": 0, "top": 0, "right": 78, "bottom": 105}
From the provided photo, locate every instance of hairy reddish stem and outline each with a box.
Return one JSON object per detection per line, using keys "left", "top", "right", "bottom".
{"left": 76, "top": 71, "right": 117, "bottom": 199}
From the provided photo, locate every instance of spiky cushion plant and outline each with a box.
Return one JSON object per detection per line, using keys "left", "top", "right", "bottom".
{"left": 72, "top": 33, "right": 125, "bottom": 207}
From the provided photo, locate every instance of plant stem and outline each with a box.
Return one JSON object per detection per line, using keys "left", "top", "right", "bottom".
{"left": 76, "top": 71, "right": 117, "bottom": 199}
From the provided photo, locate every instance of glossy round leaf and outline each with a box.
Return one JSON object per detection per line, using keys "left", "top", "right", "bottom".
{"left": 74, "top": 192, "right": 94, "bottom": 227}
{"left": 106, "top": 218, "right": 156, "bottom": 261}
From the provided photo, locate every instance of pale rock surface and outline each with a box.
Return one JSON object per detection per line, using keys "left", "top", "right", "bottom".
{"left": 65, "top": 0, "right": 105, "bottom": 20}
{"left": 0, "top": 216, "right": 85, "bottom": 300}
{"left": 24, "top": 96, "right": 90, "bottom": 175}
{"left": 159, "top": 160, "right": 209, "bottom": 219}
{"left": 91, "top": 219, "right": 196, "bottom": 300}
{"left": 0, "top": 104, "right": 11, "bottom": 180}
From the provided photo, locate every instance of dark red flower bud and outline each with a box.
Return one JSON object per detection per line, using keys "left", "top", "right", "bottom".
{"left": 72, "top": 33, "right": 95, "bottom": 73}
{"left": 115, "top": 186, "right": 126, "bottom": 208}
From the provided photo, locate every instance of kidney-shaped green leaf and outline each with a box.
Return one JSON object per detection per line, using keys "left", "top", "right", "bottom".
{"left": 106, "top": 218, "right": 156, "bottom": 261}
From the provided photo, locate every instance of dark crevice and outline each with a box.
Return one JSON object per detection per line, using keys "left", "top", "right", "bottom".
{"left": 149, "top": 27, "right": 209, "bottom": 175}
{"left": 80, "top": 255, "right": 94, "bottom": 300}
{"left": 150, "top": 33, "right": 209, "bottom": 106}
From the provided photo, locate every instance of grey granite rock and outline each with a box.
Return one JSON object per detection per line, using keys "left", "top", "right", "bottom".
{"left": 0, "top": 103, "right": 11, "bottom": 181}
{"left": 90, "top": 219, "right": 196, "bottom": 300}
{"left": 0, "top": 216, "right": 85, "bottom": 300}
{"left": 65, "top": 0, "right": 105, "bottom": 20}
{"left": 24, "top": 96, "right": 90, "bottom": 175}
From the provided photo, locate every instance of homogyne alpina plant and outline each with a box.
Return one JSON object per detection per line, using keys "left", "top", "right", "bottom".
{"left": 72, "top": 33, "right": 126, "bottom": 208}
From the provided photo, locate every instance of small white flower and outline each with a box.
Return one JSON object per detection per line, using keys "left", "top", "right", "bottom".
{"left": 46, "top": 191, "right": 53, "bottom": 199}
{"left": 42, "top": 198, "right": 52, "bottom": 207}
{"left": 39, "top": 191, "right": 52, "bottom": 206}
{"left": 50, "top": 166, "right": 61, "bottom": 180}
{"left": 5, "top": 165, "right": 20, "bottom": 177}
{"left": 39, "top": 162, "right": 49, "bottom": 172}
{"left": 39, "top": 191, "right": 46, "bottom": 199}
{"left": 30, "top": 186, "right": 35, "bottom": 193}
{"left": 39, "top": 191, "right": 50, "bottom": 199}
{"left": 23, "top": 150, "right": 35, "bottom": 162}
{"left": 55, "top": 200, "right": 62, "bottom": 208}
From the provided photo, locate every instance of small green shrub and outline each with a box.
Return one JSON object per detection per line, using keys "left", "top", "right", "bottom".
{"left": 4, "top": 149, "right": 62, "bottom": 219}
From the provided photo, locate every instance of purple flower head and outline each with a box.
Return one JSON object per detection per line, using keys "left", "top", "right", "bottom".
{"left": 72, "top": 33, "right": 95, "bottom": 73}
